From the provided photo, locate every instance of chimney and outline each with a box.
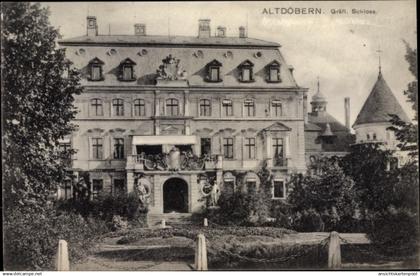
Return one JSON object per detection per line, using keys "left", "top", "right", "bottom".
{"left": 239, "top": 26, "right": 247, "bottom": 38}
{"left": 217, "top": 26, "right": 226, "bottom": 38}
{"left": 198, "top": 19, "right": 211, "bottom": 38}
{"left": 344, "top": 97, "right": 350, "bottom": 130}
{"left": 134, "top": 24, "right": 146, "bottom": 36}
{"left": 87, "top": 16, "right": 98, "bottom": 37}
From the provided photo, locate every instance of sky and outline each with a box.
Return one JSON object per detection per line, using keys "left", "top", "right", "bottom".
{"left": 43, "top": 1, "right": 417, "bottom": 127}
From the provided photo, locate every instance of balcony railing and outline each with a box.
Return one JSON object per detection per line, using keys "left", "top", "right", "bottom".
{"left": 127, "top": 152, "right": 217, "bottom": 171}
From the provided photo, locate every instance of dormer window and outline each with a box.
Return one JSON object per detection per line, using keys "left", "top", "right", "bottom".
{"left": 88, "top": 57, "right": 104, "bottom": 81}
{"left": 118, "top": 58, "right": 136, "bottom": 81}
{"left": 205, "top": 59, "right": 222, "bottom": 82}
{"left": 266, "top": 60, "right": 281, "bottom": 83}
{"left": 238, "top": 60, "right": 255, "bottom": 82}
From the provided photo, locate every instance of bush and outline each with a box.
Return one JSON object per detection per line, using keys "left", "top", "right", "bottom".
{"left": 292, "top": 209, "right": 325, "bottom": 232}
{"left": 56, "top": 192, "right": 147, "bottom": 226}
{"left": 368, "top": 208, "right": 419, "bottom": 257}
{"left": 3, "top": 207, "right": 109, "bottom": 270}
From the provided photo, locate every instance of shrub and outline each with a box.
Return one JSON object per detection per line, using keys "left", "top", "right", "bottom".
{"left": 3, "top": 207, "right": 108, "bottom": 270}
{"left": 368, "top": 208, "right": 418, "bottom": 257}
{"left": 56, "top": 192, "right": 146, "bottom": 226}
{"left": 292, "top": 209, "right": 325, "bottom": 232}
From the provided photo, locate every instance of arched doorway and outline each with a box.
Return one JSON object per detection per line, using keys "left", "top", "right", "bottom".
{"left": 163, "top": 178, "right": 188, "bottom": 213}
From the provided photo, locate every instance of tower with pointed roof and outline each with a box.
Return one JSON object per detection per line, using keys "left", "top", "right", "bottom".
{"left": 305, "top": 78, "right": 355, "bottom": 163}
{"left": 353, "top": 70, "right": 410, "bottom": 148}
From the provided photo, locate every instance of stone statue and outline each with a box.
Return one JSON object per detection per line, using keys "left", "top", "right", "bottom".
{"left": 210, "top": 182, "right": 220, "bottom": 207}
{"left": 134, "top": 175, "right": 150, "bottom": 207}
{"left": 168, "top": 147, "right": 181, "bottom": 170}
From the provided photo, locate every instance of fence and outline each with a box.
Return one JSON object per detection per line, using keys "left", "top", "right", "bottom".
{"left": 194, "top": 228, "right": 371, "bottom": 271}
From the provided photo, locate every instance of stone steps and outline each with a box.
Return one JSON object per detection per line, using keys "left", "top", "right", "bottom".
{"left": 147, "top": 213, "right": 193, "bottom": 228}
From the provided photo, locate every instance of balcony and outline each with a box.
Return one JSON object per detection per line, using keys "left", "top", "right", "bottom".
{"left": 126, "top": 152, "right": 218, "bottom": 171}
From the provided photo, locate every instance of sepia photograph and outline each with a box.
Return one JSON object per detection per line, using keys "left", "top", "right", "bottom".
{"left": 1, "top": 1, "right": 418, "bottom": 272}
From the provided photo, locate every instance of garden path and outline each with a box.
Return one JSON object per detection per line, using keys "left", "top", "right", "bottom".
{"left": 71, "top": 235, "right": 194, "bottom": 271}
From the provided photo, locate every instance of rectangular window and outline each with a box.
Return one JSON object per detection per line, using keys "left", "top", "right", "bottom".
{"left": 92, "top": 138, "right": 103, "bottom": 160}
{"left": 247, "top": 181, "right": 257, "bottom": 193}
{"left": 91, "top": 65, "right": 101, "bottom": 81}
{"left": 223, "top": 138, "right": 234, "bottom": 159}
{"left": 210, "top": 67, "right": 219, "bottom": 81}
{"left": 222, "top": 100, "right": 233, "bottom": 117}
{"left": 113, "top": 99, "right": 124, "bottom": 116}
{"left": 272, "top": 138, "right": 284, "bottom": 166}
{"left": 123, "top": 66, "right": 132, "bottom": 80}
{"left": 91, "top": 99, "right": 103, "bottom": 116}
{"left": 270, "top": 68, "right": 279, "bottom": 81}
{"left": 244, "top": 138, "right": 256, "bottom": 159}
{"left": 64, "top": 179, "right": 72, "bottom": 200}
{"left": 201, "top": 138, "right": 211, "bottom": 156}
{"left": 272, "top": 101, "right": 282, "bottom": 117}
{"left": 114, "top": 179, "right": 125, "bottom": 196}
{"left": 113, "top": 138, "right": 124, "bottom": 159}
{"left": 134, "top": 99, "right": 146, "bottom": 116}
{"left": 242, "top": 68, "right": 251, "bottom": 81}
{"left": 166, "top": 98, "right": 179, "bottom": 116}
{"left": 273, "top": 180, "right": 285, "bottom": 198}
{"left": 200, "top": 99, "right": 211, "bottom": 116}
{"left": 244, "top": 100, "right": 255, "bottom": 117}
{"left": 92, "top": 179, "right": 103, "bottom": 199}
{"left": 59, "top": 143, "right": 72, "bottom": 166}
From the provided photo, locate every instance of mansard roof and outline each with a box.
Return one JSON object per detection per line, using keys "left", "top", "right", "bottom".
{"left": 59, "top": 35, "right": 280, "bottom": 48}
{"left": 353, "top": 72, "right": 410, "bottom": 126}
{"left": 59, "top": 39, "right": 300, "bottom": 88}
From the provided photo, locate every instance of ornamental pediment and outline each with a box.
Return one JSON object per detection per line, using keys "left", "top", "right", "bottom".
{"left": 156, "top": 55, "right": 187, "bottom": 81}
{"left": 262, "top": 122, "right": 291, "bottom": 132}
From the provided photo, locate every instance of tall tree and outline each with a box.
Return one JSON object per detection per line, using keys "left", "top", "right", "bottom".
{"left": 388, "top": 42, "right": 418, "bottom": 158}
{"left": 1, "top": 2, "right": 82, "bottom": 211}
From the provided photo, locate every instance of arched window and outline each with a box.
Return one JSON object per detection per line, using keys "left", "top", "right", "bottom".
{"left": 112, "top": 99, "right": 124, "bottom": 116}
{"left": 133, "top": 99, "right": 146, "bottom": 116}
{"left": 90, "top": 98, "right": 103, "bottom": 116}
{"left": 166, "top": 98, "right": 179, "bottom": 116}
{"left": 244, "top": 99, "right": 255, "bottom": 117}
{"left": 199, "top": 99, "right": 211, "bottom": 116}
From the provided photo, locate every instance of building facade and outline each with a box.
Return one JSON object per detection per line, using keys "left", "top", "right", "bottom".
{"left": 304, "top": 79, "right": 355, "bottom": 164}
{"left": 58, "top": 17, "right": 308, "bottom": 215}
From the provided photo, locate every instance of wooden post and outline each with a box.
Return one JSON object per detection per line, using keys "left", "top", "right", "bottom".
{"left": 194, "top": 234, "right": 208, "bottom": 270}
{"left": 204, "top": 218, "right": 208, "bottom": 227}
{"left": 56, "top": 240, "right": 70, "bottom": 271}
{"left": 161, "top": 219, "right": 166, "bottom": 228}
{"left": 328, "top": 231, "right": 341, "bottom": 269}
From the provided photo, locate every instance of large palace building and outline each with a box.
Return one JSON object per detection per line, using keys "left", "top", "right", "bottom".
{"left": 58, "top": 16, "right": 355, "bottom": 218}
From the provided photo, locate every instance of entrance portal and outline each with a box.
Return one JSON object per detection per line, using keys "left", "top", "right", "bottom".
{"left": 163, "top": 178, "right": 188, "bottom": 213}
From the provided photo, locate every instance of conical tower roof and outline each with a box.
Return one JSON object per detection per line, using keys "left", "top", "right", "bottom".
{"left": 353, "top": 72, "right": 410, "bottom": 127}
{"left": 311, "top": 77, "right": 327, "bottom": 103}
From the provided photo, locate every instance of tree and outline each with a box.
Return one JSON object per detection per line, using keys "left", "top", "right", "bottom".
{"left": 387, "top": 42, "right": 418, "bottom": 158}
{"left": 2, "top": 2, "right": 82, "bottom": 211}
{"left": 288, "top": 157, "right": 357, "bottom": 232}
